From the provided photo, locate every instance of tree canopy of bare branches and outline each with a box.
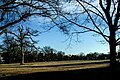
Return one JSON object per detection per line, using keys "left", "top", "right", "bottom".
{"left": 0, "top": 0, "right": 59, "bottom": 32}
{"left": 55, "top": 0, "right": 120, "bottom": 70}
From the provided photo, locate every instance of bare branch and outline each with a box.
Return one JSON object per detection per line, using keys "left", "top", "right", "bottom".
{"left": 111, "top": 0, "right": 116, "bottom": 18}
{"left": 106, "top": 0, "right": 111, "bottom": 12}
{"left": 77, "top": 0, "right": 108, "bottom": 24}
{"left": 76, "top": 0, "right": 109, "bottom": 42}
{"left": 61, "top": 13, "right": 109, "bottom": 42}
{"left": 99, "top": 0, "right": 106, "bottom": 12}
{"left": 0, "top": 13, "right": 45, "bottom": 30}
{"left": 87, "top": 9, "right": 107, "bottom": 24}
{"left": 114, "top": 1, "right": 120, "bottom": 30}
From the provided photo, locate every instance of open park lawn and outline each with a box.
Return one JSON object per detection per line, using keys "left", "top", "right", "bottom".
{"left": 0, "top": 60, "right": 119, "bottom": 80}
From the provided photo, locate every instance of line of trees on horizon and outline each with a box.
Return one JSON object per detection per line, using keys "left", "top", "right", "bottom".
{"left": 0, "top": 45, "right": 112, "bottom": 64}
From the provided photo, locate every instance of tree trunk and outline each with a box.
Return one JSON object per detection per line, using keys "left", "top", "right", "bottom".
{"left": 20, "top": 50, "right": 24, "bottom": 65}
{"left": 109, "top": 43, "right": 116, "bottom": 69}
{"left": 20, "top": 42, "right": 24, "bottom": 65}
{"left": 109, "top": 30, "right": 116, "bottom": 71}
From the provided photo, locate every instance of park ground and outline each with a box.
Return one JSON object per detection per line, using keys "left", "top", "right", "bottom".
{"left": 0, "top": 60, "right": 120, "bottom": 80}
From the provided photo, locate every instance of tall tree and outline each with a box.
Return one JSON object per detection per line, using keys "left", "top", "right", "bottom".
{"left": 0, "top": 0, "right": 60, "bottom": 64}
{"left": 8, "top": 26, "right": 39, "bottom": 65}
{"left": 55, "top": 0, "right": 120, "bottom": 70}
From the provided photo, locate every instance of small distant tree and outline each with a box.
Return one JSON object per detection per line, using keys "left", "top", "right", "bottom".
{"left": 57, "top": 51, "right": 65, "bottom": 61}
{"left": 79, "top": 52, "right": 86, "bottom": 60}
{"left": 98, "top": 53, "right": 109, "bottom": 60}
{"left": 41, "top": 46, "right": 57, "bottom": 61}
{"left": 38, "top": 51, "right": 44, "bottom": 62}
{"left": 86, "top": 52, "right": 99, "bottom": 60}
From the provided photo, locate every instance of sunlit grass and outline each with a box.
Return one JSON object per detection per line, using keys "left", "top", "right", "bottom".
{"left": 0, "top": 60, "right": 109, "bottom": 77}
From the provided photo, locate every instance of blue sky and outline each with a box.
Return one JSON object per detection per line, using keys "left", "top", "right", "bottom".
{"left": 19, "top": 1, "right": 110, "bottom": 55}
{"left": 37, "top": 28, "right": 110, "bottom": 55}
{"left": 23, "top": 19, "right": 110, "bottom": 55}
{"left": 1, "top": 0, "right": 119, "bottom": 55}
{"left": 19, "top": 1, "right": 111, "bottom": 55}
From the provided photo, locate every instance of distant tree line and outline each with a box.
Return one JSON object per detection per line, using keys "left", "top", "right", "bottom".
{"left": 0, "top": 45, "right": 112, "bottom": 64}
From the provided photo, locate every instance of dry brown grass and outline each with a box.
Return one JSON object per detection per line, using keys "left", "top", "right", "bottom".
{"left": 0, "top": 60, "right": 109, "bottom": 77}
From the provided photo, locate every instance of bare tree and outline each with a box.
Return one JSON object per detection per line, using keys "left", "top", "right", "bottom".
{"left": 55, "top": 0, "right": 120, "bottom": 70}
{"left": 8, "top": 26, "right": 39, "bottom": 65}
{"left": 0, "top": 0, "right": 60, "bottom": 64}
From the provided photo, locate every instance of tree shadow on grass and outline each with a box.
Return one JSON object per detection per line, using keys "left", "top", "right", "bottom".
{"left": 0, "top": 63, "right": 120, "bottom": 80}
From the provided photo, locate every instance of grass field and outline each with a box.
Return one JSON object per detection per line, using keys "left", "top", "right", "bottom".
{"left": 0, "top": 60, "right": 109, "bottom": 77}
